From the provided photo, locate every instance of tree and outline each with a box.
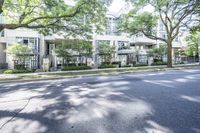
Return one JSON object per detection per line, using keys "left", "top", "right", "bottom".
{"left": 0, "top": 0, "right": 112, "bottom": 36}
{"left": 185, "top": 30, "right": 199, "bottom": 57}
{"left": 55, "top": 39, "right": 93, "bottom": 65}
{"left": 121, "top": 0, "right": 199, "bottom": 67}
{"left": 98, "top": 41, "right": 115, "bottom": 64}
{"left": 6, "top": 43, "right": 33, "bottom": 68}
{"left": 148, "top": 44, "right": 167, "bottom": 61}
{"left": 80, "top": 40, "right": 93, "bottom": 64}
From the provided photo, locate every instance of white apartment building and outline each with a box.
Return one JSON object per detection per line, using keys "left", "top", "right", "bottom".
{"left": 0, "top": 7, "right": 189, "bottom": 70}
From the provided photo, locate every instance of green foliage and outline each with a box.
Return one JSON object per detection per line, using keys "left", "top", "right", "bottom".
{"left": 0, "top": 63, "right": 8, "bottom": 69}
{"left": 185, "top": 31, "right": 199, "bottom": 56}
{"left": 62, "top": 66, "right": 92, "bottom": 71}
{"left": 3, "top": 69, "right": 35, "bottom": 74}
{"left": 98, "top": 64, "right": 116, "bottom": 69}
{"left": 151, "top": 61, "right": 167, "bottom": 66}
{"left": 15, "top": 64, "right": 26, "bottom": 70}
{"left": 122, "top": 0, "right": 199, "bottom": 67}
{"left": 6, "top": 43, "right": 32, "bottom": 57}
{"left": 6, "top": 43, "right": 33, "bottom": 66}
{"left": 148, "top": 44, "right": 167, "bottom": 59}
{"left": 1, "top": 0, "right": 112, "bottom": 36}
{"left": 122, "top": 65, "right": 132, "bottom": 67}
{"left": 55, "top": 39, "right": 93, "bottom": 65}
{"left": 120, "top": 11, "right": 158, "bottom": 36}
{"left": 98, "top": 41, "right": 115, "bottom": 63}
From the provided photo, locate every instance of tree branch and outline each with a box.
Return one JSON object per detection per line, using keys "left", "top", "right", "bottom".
{"left": 141, "top": 30, "right": 167, "bottom": 43}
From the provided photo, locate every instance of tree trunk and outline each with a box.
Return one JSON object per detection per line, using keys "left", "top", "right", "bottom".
{"left": 167, "top": 41, "right": 173, "bottom": 68}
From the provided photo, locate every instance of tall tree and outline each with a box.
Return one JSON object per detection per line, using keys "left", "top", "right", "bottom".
{"left": 0, "top": 0, "right": 112, "bottom": 36}
{"left": 121, "top": 0, "right": 199, "bottom": 67}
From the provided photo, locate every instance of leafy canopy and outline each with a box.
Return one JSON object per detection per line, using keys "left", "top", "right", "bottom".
{"left": 185, "top": 30, "right": 199, "bottom": 56}
{"left": 122, "top": 0, "right": 199, "bottom": 42}
{"left": 0, "top": 0, "right": 112, "bottom": 36}
{"left": 6, "top": 43, "right": 33, "bottom": 59}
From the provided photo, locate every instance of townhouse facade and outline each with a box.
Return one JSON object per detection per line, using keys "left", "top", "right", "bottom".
{"left": 0, "top": 8, "right": 188, "bottom": 70}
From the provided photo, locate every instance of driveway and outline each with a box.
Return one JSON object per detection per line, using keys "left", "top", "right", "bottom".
{"left": 0, "top": 68, "right": 200, "bottom": 133}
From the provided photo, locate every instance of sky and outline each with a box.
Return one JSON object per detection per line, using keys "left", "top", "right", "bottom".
{"left": 109, "top": 0, "right": 126, "bottom": 12}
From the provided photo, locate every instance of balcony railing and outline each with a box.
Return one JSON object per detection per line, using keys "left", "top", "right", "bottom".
{"left": 131, "top": 36, "right": 156, "bottom": 44}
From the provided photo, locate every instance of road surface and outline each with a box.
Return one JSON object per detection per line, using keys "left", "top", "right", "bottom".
{"left": 0, "top": 68, "right": 200, "bottom": 133}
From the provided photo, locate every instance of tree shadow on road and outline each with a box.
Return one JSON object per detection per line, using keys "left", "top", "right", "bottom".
{"left": 0, "top": 72, "right": 199, "bottom": 133}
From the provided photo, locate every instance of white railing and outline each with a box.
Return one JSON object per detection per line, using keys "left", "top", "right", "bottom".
{"left": 131, "top": 36, "right": 156, "bottom": 44}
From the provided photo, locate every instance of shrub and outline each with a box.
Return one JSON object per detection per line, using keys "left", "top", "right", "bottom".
{"left": 111, "top": 61, "right": 121, "bottom": 65}
{"left": 122, "top": 65, "right": 132, "bottom": 67}
{"left": 62, "top": 66, "right": 92, "bottom": 71}
{"left": 151, "top": 61, "right": 167, "bottom": 66}
{"left": 3, "top": 70, "right": 13, "bottom": 74}
{"left": 3, "top": 69, "right": 35, "bottom": 74}
{"left": 101, "top": 62, "right": 111, "bottom": 65}
{"left": 153, "top": 59, "right": 162, "bottom": 63}
{"left": 98, "top": 64, "right": 116, "bottom": 69}
{"left": 78, "top": 63, "right": 87, "bottom": 66}
{"left": 0, "top": 63, "right": 8, "bottom": 69}
{"left": 15, "top": 64, "right": 26, "bottom": 70}
{"left": 133, "top": 64, "right": 148, "bottom": 67}
{"left": 67, "top": 63, "right": 77, "bottom": 66}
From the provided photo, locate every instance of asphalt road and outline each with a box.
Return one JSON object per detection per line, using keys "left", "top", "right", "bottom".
{"left": 0, "top": 68, "right": 200, "bottom": 133}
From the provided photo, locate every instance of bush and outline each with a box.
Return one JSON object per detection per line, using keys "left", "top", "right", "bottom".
{"left": 111, "top": 61, "right": 121, "bottom": 65}
{"left": 122, "top": 65, "right": 132, "bottom": 67}
{"left": 78, "top": 63, "right": 87, "bottom": 66}
{"left": 101, "top": 62, "right": 111, "bottom": 65}
{"left": 98, "top": 64, "right": 116, "bottom": 69}
{"left": 153, "top": 59, "right": 162, "bottom": 63}
{"left": 3, "top": 69, "right": 35, "bottom": 74}
{"left": 67, "top": 63, "right": 77, "bottom": 66}
{"left": 151, "top": 61, "right": 167, "bottom": 66}
{"left": 133, "top": 64, "right": 148, "bottom": 67}
{"left": 0, "top": 63, "right": 8, "bottom": 69}
{"left": 62, "top": 66, "right": 92, "bottom": 71}
{"left": 15, "top": 64, "right": 25, "bottom": 70}
{"left": 3, "top": 70, "right": 13, "bottom": 74}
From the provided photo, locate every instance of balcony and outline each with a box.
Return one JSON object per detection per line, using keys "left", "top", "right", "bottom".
{"left": 117, "top": 46, "right": 134, "bottom": 55}
{"left": 130, "top": 36, "right": 157, "bottom": 45}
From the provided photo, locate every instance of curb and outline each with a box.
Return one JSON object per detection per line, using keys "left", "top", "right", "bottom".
{"left": 0, "top": 66, "right": 199, "bottom": 84}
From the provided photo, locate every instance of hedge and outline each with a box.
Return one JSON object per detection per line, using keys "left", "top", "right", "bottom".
{"left": 62, "top": 66, "right": 92, "bottom": 71}
{"left": 3, "top": 69, "right": 35, "bottom": 74}
{"left": 0, "top": 63, "right": 8, "bottom": 69}
{"left": 122, "top": 65, "right": 132, "bottom": 67}
{"left": 15, "top": 64, "right": 26, "bottom": 70}
{"left": 151, "top": 61, "right": 167, "bottom": 66}
{"left": 98, "top": 64, "right": 116, "bottom": 69}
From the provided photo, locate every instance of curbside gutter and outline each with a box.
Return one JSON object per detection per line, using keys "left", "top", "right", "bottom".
{"left": 0, "top": 64, "right": 199, "bottom": 84}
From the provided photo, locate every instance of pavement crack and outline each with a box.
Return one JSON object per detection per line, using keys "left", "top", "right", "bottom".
{"left": 0, "top": 98, "right": 31, "bottom": 130}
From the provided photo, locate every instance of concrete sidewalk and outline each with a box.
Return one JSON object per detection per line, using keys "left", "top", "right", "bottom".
{"left": 0, "top": 63, "right": 199, "bottom": 84}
